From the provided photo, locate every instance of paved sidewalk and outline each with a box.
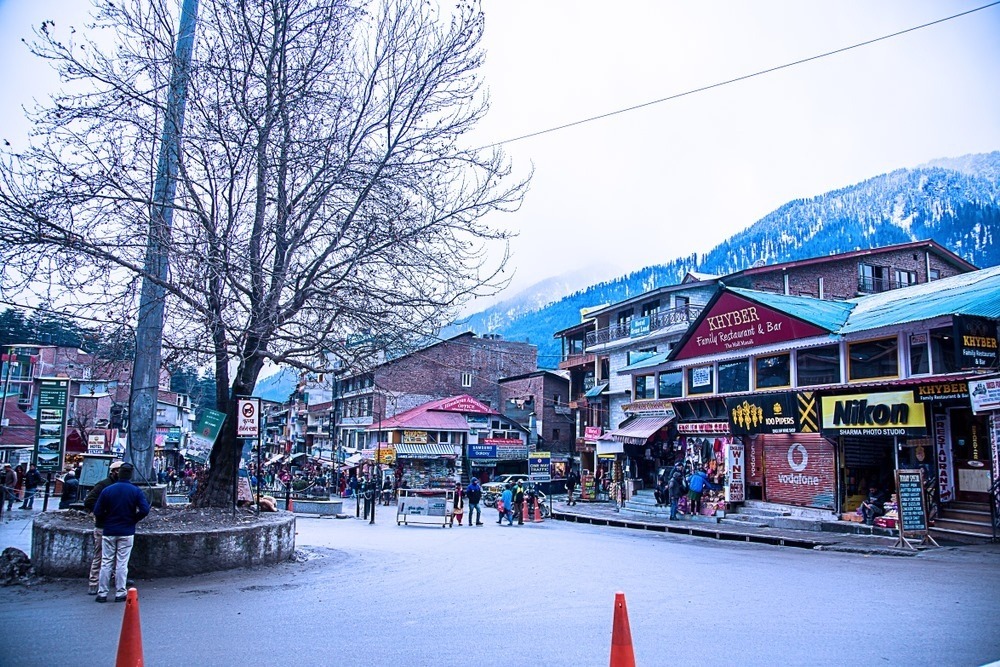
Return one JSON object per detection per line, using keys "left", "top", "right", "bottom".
{"left": 548, "top": 498, "right": 1000, "bottom": 558}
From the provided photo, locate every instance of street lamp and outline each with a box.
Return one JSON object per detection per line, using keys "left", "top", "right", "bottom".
{"left": 370, "top": 403, "right": 381, "bottom": 525}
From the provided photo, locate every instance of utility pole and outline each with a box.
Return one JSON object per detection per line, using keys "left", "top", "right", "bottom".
{"left": 127, "top": 0, "right": 200, "bottom": 481}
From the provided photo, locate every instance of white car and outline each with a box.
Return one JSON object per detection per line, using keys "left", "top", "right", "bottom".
{"left": 481, "top": 474, "right": 529, "bottom": 494}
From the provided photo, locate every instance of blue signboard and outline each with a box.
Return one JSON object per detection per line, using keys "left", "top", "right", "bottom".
{"left": 468, "top": 444, "right": 497, "bottom": 459}
{"left": 630, "top": 316, "right": 651, "bottom": 337}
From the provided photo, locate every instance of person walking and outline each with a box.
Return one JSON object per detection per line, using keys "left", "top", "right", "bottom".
{"left": 565, "top": 468, "right": 580, "bottom": 506}
{"left": 668, "top": 468, "right": 685, "bottom": 520}
{"left": 3, "top": 463, "right": 17, "bottom": 512}
{"left": 465, "top": 478, "right": 483, "bottom": 526}
{"left": 512, "top": 481, "right": 525, "bottom": 525}
{"left": 58, "top": 469, "right": 80, "bottom": 509}
{"left": 500, "top": 483, "right": 514, "bottom": 526}
{"left": 19, "top": 463, "right": 43, "bottom": 510}
{"left": 452, "top": 481, "right": 464, "bottom": 526}
{"left": 92, "top": 464, "right": 150, "bottom": 603}
{"left": 83, "top": 461, "right": 122, "bottom": 595}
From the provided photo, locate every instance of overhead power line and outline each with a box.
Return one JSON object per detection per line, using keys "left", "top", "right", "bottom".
{"left": 478, "top": 1, "right": 1000, "bottom": 150}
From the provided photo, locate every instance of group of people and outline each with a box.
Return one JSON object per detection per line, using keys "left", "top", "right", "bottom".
{"left": 450, "top": 478, "right": 543, "bottom": 527}
{"left": 651, "top": 463, "right": 714, "bottom": 521}
{"left": 2, "top": 462, "right": 44, "bottom": 513}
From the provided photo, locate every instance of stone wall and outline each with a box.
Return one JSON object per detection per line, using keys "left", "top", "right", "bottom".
{"left": 31, "top": 512, "right": 296, "bottom": 578}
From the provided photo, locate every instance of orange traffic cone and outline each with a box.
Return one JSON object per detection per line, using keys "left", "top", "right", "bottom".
{"left": 533, "top": 501, "right": 543, "bottom": 523}
{"left": 521, "top": 501, "right": 528, "bottom": 523}
{"left": 609, "top": 591, "right": 635, "bottom": 667}
{"left": 115, "top": 588, "right": 144, "bottom": 667}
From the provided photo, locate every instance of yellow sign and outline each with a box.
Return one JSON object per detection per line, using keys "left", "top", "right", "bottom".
{"left": 821, "top": 390, "right": 926, "bottom": 435}
{"left": 402, "top": 430, "right": 428, "bottom": 444}
{"left": 376, "top": 445, "right": 396, "bottom": 464}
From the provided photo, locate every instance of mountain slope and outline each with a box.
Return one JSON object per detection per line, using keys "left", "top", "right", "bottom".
{"left": 458, "top": 151, "right": 1000, "bottom": 366}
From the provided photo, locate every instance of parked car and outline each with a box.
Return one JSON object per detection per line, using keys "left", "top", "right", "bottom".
{"left": 481, "top": 474, "right": 529, "bottom": 494}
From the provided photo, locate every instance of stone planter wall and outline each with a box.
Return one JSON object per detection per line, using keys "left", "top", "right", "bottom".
{"left": 31, "top": 512, "right": 296, "bottom": 578}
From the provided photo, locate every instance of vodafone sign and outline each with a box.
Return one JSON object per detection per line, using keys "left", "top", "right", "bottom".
{"left": 237, "top": 398, "right": 261, "bottom": 438}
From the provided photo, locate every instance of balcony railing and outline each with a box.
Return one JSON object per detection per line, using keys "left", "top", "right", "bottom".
{"left": 586, "top": 304, "right": 702, "bottom": 348}
{"left": 558, "top": 352, "right": 595, "bottom": 370}
{"left": 857, "top": 276, "right": 915, "bottom": 294}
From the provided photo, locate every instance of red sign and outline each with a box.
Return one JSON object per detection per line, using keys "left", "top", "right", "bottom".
{"left": 677, "top": 422, "right": 729, "bottom": 434}
{"left": 761, "top": 433, "right": 835, "bottom": 510}
{"left": 672, "top": 291, "right": 829, "bottom": 361}
{"left": 584, "top": 426, "right": 603, "bottom": 441}
{"left": 439, "top": 395, "right": 493, "bottom": 414}
{"left": 482, "top": 438, "right": 522, "bottom": 445}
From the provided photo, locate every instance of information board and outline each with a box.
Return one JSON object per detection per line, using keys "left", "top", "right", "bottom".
{"left": 34, "top": 378, "right": 70, "bottom": 472}
{"left": 529, "top": 451, "right": 551, "bottom": 482}
{"left": 236, "top": 398, "right": 260, "bottom": 438}
{"left": 894, "top": 469, "right": 938, "bottom": 549}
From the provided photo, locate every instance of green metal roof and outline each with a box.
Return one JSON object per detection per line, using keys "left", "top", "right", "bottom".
{"left": 619, "top": 352, "right": 670, "bottom": 372}
{"left": 842, "top": 264, "right": 1000, "bottom": 334}
{"left": 727, "top": 287, "right": 854, "bottom": 332}
{"left": 584, "top": 382, "right": 609, "bottom": 398}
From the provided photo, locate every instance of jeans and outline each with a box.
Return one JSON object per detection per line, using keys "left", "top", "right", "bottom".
{"left": 98, "top": 535, "right": 134, "bottom": 598}
{"left": 669, "top": 496, "right": 680, "bottom": 520}
{"left": 20, "top": 487, "right": 37, "bottom": 509}
{"left": 468, "top": 502, "right": 481, "bottom": 525}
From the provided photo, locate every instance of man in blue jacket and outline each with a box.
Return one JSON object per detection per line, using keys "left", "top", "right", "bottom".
{"left": 92, "top": 464, "right": 150, "bottom": 603}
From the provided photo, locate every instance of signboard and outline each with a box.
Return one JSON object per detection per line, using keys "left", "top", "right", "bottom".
{"left": 190, "top": 408, "right": 227, "bottom": 449}
{"left": 237, "top": 398, "right": 260, "bottom": 438}
{"left": 894, "top": 469, "right": 937, "bottom": 549}
{"left": 581, "top": 474, "right": 596, "bottom": 500}
{"left": 677, "top": 422, "right": 729, "bottom": 435}
{"left": 34, "top": 378, "right": 70, "bottom": 472}
{"left": 821, "top": 390, "right": 927, "bottom": 437}
{"left": 727, "top": 392, "right": 818, "bottom": 436}
{"left": 953, "top": 315, "right": 999, "bottom": 370}
{"left": 79, "top": 455, "right": 113, "bottom": 487}
{"left": 583, "top": 426, "right": 603, "bottom": 441}
{"left": 403, "top": 430, "right": 428, "bottom": 444}
{"left": 87, "top": 433, "right": 106, "bottom": 454}
{"left": 914, "top": 381, "right": 969, "bottom": 403}
{"left": 968, "top": 378, "right": 1000, "bottom": 414}
{"left": 439, "top": 395, "right": 493, "bottom": 413}
{"left": 529, "top": 451, "right": 551, "bottom": 482}
{"left": 468, "top": 444, "right": 497, "bottom": 459}
{"left": 672, "top": 291, "right": 829, "bottom": 361}
{"left": 376, "top": 445, "right": 396, "bottom": 464}
{"left": 629, "top": 316, "right": 651, "bottom": 338}
{"left": 621, "top": 400, "right": 675, "bottom": 417}
{"left": 726, "top": 441, "right": 745, "bottom": 502}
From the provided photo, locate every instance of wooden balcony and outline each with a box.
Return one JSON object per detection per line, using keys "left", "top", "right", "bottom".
{"left": 558, "top": 352, "right": 595, "bottom": 370}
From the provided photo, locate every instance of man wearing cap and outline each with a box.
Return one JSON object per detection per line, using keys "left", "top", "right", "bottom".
{"left": 83, "top": 461, "right": 122, "bottom": 595}
{"left": 92, "top": 463, "right": 150, "bottom": 603}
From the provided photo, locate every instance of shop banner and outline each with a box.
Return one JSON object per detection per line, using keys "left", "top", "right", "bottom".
{"left": 914, "top": 381, "right": 969, "bottom": 403}
{"left": 726, "top": 392, "right": 818, "bottom": 436}
{"left": 439, "top": 395, "right": 492, "bottom": 413}
{"left": 821, "top": 390, "right": 927, "bottom": 437}
{"left": 583, "top": 426, "right": 603, "bottom": 441}
{"left": 677, "top": 422, "right": 729, "bottom": 435}
{"left": 529, "top": 452, "right": 551, "bottom": 482}
{"left": 672, "top": 291, "right": 830, "bottom": 361}
{"left": 468, "top": 444, "right": 497, "bottom": 459}
{"left": 933, "top": 411, "right": 955, "bottom": 503}
{"left": 403, "top": 430, "right": 428, "bottom": 444}
{"left": 968, "top": 378, "right": 1000, "bottom": 414}
{"left": 726, "top": 440, "right": 745, "bottom": 502}
{"left": 87, "top": 433, "right": 106, "bottom": 455}
{"left": 953, "top": 315, "right": 999, "bottom": 370}
{"left": 34, "top": 378, "right": 70, "bottom": 472}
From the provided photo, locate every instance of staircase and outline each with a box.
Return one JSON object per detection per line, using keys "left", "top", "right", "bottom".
{"left": 931, "top": 502, "right": 994, "bottom": 543}
{"left": 622, "top": 489, "right": 721, "bottom": 523}
{"left": 721, "top": 500, "right": 837, "bottom": 532}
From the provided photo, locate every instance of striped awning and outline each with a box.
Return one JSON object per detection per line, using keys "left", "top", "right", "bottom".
{"left": 394, "top": 443, "right": 456, "bottom": 458}
{"left": 608, "top": 416, "right": 674, "bottom": 445}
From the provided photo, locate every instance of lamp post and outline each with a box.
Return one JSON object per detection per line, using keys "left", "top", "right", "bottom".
{"left": 370, "top": 404, "right": 381, "bottom": 525}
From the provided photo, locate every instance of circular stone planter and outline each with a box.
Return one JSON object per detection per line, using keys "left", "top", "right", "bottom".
{"left": 31, "top": 511, "right": 296, "bottom": 578}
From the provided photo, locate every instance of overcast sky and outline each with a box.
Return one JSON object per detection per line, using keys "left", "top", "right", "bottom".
{"left": 2, "top": 0, "right": 999, "bottom": 304}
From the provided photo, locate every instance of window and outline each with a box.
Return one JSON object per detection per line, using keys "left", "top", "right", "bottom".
{"left": 718, "top": 359, "right": 750, "bottom": 393}
{"left": 848, "top": 338, "right": 899, "bottom": 380}
{"left": 461, "top": 372, "right": 473, "bottom": 387}
{"left": 634, "top": 374, "right": 655, "bottom": 399}
{"left": 641, "top": 300, "right": 660, "bottom": 317}
{"left": 894, "top": 269, "right": 916, "bottom": 288}
{"left": 553, "top": 393, "right": 562, "bottom": 406}
{"left": 909, "top": 333, "right": 930, "bottom": 375}
{"left": 616, "top": 309, "right": 634, "bottom": 326}
{"left": 552, "top": 428, "right": 560, "bottom": 441}
{"left": 755, "top": 354, "right": 791, "bottom": 389}
{"left": 858, "top": 263, "right": 888, "bottom": 292}
{"left": 687, "top": 366, "right": 714, "bottom": 395}
{"left": 796, "top": 345, "right": 841, "bottom": 385}
{"left": 929, "top": 269, "right": 941, "bottom": 281}
{"left": 491, "top": 419, "right": 502, "bottom": 430}
{"left": 930, "top": 326, "right": 959, "bottom": 374}
{"left": 657, "top": 370, "right": 683, "bottom": 398}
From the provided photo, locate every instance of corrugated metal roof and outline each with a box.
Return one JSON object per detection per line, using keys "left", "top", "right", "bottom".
{"left": 727, "top": 287, "right": 854, "bottom": 332}
{"left": 584, "top": 382, "right": 609, "bottom": 398}
{"left": 620, "top": 352, "right": 670, "bottom": 372}
{"left": 842, "top": 265, "right": 1000, "bottom": 334}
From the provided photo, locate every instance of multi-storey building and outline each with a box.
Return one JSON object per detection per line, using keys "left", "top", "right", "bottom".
{"left": 498, "top": 370, "right": 575, "bottom": 476}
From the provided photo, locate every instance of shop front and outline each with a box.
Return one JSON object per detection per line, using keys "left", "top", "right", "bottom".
{"left": 677, "top": 421, "right": 743, "bottom": 516}
{"left": 465, "top": 438, "right": 528, "bottom": 484}
{"left": 606, "top": 404, "right": 677, "bottom": 490}
{"left": 394, "top": 442, "right": 455, "bottom": 489}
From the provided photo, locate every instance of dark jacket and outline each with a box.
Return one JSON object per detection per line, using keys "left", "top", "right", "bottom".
{"left": 59, "top": 477, "right": 79, "bottom": 508}
{"left": 566, "top": 471, "right": 580, "bottom": 489}
{"left": 465, "top": 482, "right": 482, "bottom": 504}
{"left": 84, "top": 476, "right": 117, "bottom": 528}
{"left": 668, "top": 471, "right": 685, "bottom": 500}
{"left": 92, "top": 481, "right": 151, "bottom": 536}
{"left": 25, "top": 469, "right": 43, "bottom": 490}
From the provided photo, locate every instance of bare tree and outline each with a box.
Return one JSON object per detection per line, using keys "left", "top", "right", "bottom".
{"left": 0, "top": 0, "right": 527, "bottom": 506}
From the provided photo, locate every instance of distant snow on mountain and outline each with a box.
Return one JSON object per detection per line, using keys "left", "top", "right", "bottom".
{"left": 455, "top": 151, "right": 1000, "bottom": 366}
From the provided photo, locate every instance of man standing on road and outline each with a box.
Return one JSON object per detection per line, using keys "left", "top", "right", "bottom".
{"left": 92, "top": 464, "right": 150, "bottom": 603}
{"left": 464, "top": 478, "right": 483, "bottom": 526}
{"left": 19, "top": 464, "right": 43, "bottom": 510}
{"left": 83, "top": 461, "right": 122, "bottom": 595}
{"left": 512, "top": 480, "right": 525, "bottom": 525}
{"left": 3, "top": 463, "right": 18, "bottom": 512}
{"left": 668, "top": 468, "right": 685, "bottom": 520}
{"left": 565, "top": 468, "right": 580, "bottom": 506}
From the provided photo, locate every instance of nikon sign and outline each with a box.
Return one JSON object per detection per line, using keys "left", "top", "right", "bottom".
{"left": 821, "top": 391, "right": 927, "bottom": 437}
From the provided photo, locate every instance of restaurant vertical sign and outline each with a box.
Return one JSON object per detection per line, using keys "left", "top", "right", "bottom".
{"left": 34, "top": 378, "right": 70, "bottom": 472}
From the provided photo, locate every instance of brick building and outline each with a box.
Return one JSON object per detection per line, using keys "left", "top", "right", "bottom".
{"left": 498, "top": 370, "right": 574, "bottom": 475}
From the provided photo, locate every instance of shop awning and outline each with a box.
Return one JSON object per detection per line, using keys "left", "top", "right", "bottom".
{"left": 608, "top": 416, "right": 674, "bottom": 445}
{"left": 394, "top": 443, "right": 456, "bottom": 458}
{"left": 595, "top": 439, "right": 624, "bottom": 456}
{"left": 584, "top": 383, "right": 609, "bottom": 399}
{"left": 343, "top": 453, "right": 363, "bottom": 468}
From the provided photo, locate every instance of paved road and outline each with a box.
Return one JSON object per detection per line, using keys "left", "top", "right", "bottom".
{"left": 2, "top": 510, "right": 999, "bottom": 666}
